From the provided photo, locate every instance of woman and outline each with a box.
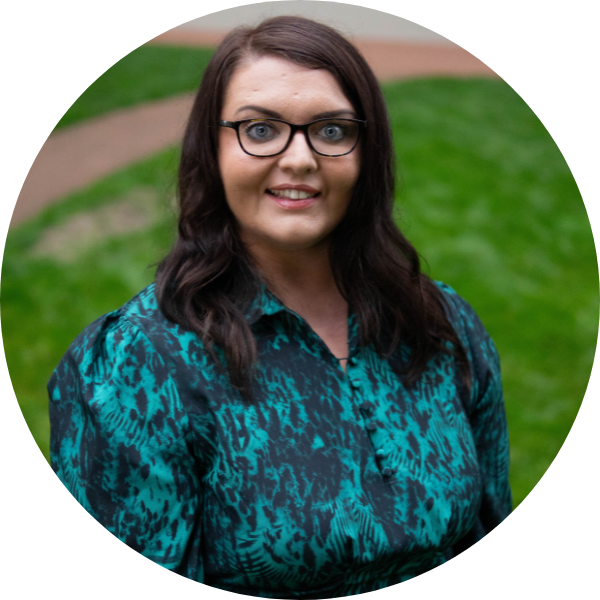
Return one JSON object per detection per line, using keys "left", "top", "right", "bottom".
{"left": 49, "top": 16, "right": 511, "bottom": 598}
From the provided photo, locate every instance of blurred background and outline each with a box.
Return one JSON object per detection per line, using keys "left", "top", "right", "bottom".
{"left": 2, "top": 2, "right": 597, "bottom": 508}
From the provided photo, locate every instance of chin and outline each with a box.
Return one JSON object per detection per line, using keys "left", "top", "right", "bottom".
{"left": 268, "top": 226, "right": 334, "bottom": 251}
{"left": 268, "top": 236, "right": 326, "bottom": 252}
{"left": 241, "top": 221, "right": 335, "bottom": 254}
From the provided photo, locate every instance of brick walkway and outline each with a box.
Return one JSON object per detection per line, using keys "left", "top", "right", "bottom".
{"left": 12, "top": 32, "right": 497, "bottom": 227}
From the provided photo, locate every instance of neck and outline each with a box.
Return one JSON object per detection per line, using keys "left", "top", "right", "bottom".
{"left": 244, "top": 236, "right": 345, "bottom": 318}
{"left": 244, "top": 235, "right": 349, "bottom": 368}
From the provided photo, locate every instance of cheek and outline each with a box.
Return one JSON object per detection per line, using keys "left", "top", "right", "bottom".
{"left": 332, "top": 159, "right": 360, "bottom": 206}
{"left": 219, "top": 148, "right": 265, "bottom": 203}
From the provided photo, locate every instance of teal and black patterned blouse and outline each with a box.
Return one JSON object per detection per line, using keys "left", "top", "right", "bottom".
{"left": 49, "top": 281, "right": 511, "bottom": 598}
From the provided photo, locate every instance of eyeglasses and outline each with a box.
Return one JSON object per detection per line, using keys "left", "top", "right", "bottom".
{"left": 219, "top": 117, "right": 366, "bottom": 157}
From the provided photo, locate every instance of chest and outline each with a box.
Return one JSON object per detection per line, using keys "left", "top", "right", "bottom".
{"left": 187, "top": 328, "right": 482, "bottom": 593}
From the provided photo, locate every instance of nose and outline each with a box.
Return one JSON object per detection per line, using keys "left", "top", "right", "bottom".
{"left": 277, "top": 131, "right": 318, "bottom": 174}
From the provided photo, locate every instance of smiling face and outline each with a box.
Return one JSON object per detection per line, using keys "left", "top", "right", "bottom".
{"left": 218, "top": 55, "right": 361, "bottom": 255}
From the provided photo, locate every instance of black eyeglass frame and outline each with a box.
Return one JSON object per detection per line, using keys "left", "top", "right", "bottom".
{"left": 219, "top": 117, "right": 367, "bottom": 158}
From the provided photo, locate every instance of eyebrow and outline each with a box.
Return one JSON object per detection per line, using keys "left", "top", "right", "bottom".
{"left": 234, "top": 105, "right": 357, "bottom": 120}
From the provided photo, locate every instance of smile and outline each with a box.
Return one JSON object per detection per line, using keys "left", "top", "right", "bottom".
{"left": 266, "top": 188, "right": 320, "bottom": 200}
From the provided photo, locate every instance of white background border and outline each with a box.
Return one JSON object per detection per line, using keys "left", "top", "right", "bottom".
{"left": 1, "top": 1, "right": 598, "bottom": 597}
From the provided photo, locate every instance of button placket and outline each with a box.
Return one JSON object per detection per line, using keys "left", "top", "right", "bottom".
{"left": 350, "top": 378, "right": 362, "bottom": 389}
{"left": 350, "top": 377, "right": 376, "bottom": 432}
{"left": 347, "top": 360, "right": 392, "bottom": 479}
{"left": 374, "top": 445, "right": 395, "bottom": 477}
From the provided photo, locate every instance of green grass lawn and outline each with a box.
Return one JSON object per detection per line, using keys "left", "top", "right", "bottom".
{"left": 2, "top": 74, "right": 597, "bottom": 508}
{"left": 55, "top": 45, "right": 215, "bottom": 129}
{"left": 383, "top": 79, "right": 598, "bottom": 501}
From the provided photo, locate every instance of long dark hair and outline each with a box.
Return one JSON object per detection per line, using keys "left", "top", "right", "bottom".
{"left": 155, "top": 16, "right": 469, "bottom": 395}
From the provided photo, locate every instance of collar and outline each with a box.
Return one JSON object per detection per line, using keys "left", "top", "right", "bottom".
{"left": 244, "top": 282, "right": 360, "bottom": 352}
{"left": 244, "top": 281, "right": 289, "bottom": 325}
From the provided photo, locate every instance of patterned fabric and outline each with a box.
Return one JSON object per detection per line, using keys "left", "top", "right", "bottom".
{"left": 49, "top": 281, "right": 511, "bottom": 598}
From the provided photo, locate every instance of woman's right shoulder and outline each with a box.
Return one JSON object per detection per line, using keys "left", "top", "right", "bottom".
{"left": 50, "top": 283, "right": 208, "bottom": 387}
{"left": 48, "top": 285, "right": 202, "bottom": 470}
{"left": 57, "top": 284, "right": 161, "bottom": 363}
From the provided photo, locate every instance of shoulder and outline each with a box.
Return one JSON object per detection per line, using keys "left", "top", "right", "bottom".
{"left": 58, "top": 284, "right": 197, "bottom": 370}
{"left": 49, "top": 284, "right": 193, "bottom": 403}
{"left": 50, "top": 284, "right": 172, "bottom": 386}
{"left": 434, "top": 281, "right": 501, "bottom": 404}
{"left": 49, "top": 284, "right": 220, "bottom": 404}
{"left": 49, "top": 284, "right": 193, "bottom": 449}
{"left": 435, "top": 281, "right": 486, "bottom": 337}
{"left": 118, "top": 283, "right": 167, "bottom": 329}
{"left": 434, "top": 281, "right": 496, "bottom": 353}
{"left": 50, "top": 285, "right": 152, "bottom": 369}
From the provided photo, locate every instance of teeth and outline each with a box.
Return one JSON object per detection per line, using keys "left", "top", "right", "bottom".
{"left": 268, "top": 189, "right": 316, "bottom": 200}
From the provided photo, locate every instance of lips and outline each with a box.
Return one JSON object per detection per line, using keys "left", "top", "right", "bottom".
{"left": 266, "top": 184, "right": 320, "bottom": 201}
{"left": 266, "top": 185, "right": 320, "bottom": 209}
{"left": 267, "top": 188, "right": 317, "bottom": 200}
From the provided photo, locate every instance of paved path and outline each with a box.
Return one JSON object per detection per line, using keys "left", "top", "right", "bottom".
{"left": 12, "top": 95, "right": 192, "bottom": 225}
{"left": 12, "top": 32, "right": 496, "bottom": 227}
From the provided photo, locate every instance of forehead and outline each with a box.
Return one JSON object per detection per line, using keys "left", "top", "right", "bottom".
{"left": 222, "top": 55, "right": 354, "bottom": 119}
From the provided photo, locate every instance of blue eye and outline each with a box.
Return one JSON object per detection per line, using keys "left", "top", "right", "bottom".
{"left": 244, "top": 121, "right": 278, "bottom": 142}
{"left": 318, "top": 123, "right": 346, "bottom": 142}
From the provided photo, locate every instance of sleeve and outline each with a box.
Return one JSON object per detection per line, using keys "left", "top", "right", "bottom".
{"left": 48, "top": 311, "right": 204, "bottom": 579}
{"left": 437, "top": 283, "right": 512, "bottom": 554}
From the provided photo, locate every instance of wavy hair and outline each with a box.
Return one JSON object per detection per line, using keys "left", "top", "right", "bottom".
{"left": 155, "top": 16, "right": 469, "bottom": 396}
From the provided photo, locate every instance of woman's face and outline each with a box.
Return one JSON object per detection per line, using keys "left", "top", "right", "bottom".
{"left": 218, "top": 55, "right": 361, "bottom": 254}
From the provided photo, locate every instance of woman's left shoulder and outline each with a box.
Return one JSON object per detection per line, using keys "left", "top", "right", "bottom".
{"left": 434, "top": 281, "right": 487, "bottom": 337}
{"left": 434, "top": 282, "right": 496, "bottom": 350}
{"left": 433, "top": 281, "right": 501, "bottom": 397}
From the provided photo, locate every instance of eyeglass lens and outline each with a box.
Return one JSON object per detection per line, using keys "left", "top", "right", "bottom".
{"left": 238, "top": 119, "right": 360, "bottom": 156}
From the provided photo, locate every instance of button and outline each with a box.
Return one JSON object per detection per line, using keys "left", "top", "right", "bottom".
{"left": 350, "top": 356, "right": 359, "bottom": 366}
{"left": 375, "top": 448, "right": 386, "bottom": 458}
{"left": 351, "top": 379, "right": 362, "bottom": 389}
{"left": 366, "top": 422, "right": 377, "bottom": 431}
{"left": 359, "top": 401, "right": 373, "bottom": 411}
{"left": 382, "top": 467, "right": 394, "bottom": 477}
